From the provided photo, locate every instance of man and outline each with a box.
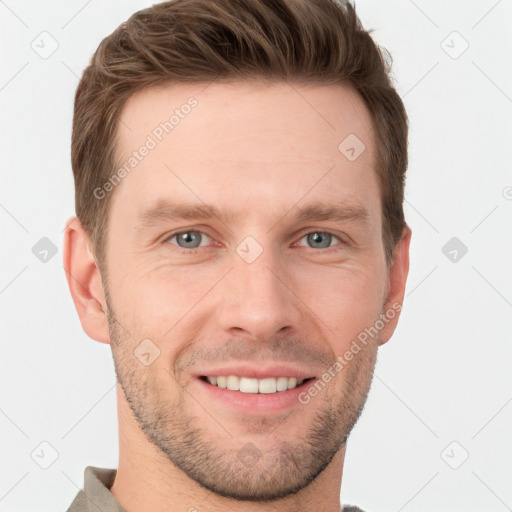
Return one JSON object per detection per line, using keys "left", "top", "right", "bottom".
{"left": 63, "top": 0, "right": 411, "bottom": 510}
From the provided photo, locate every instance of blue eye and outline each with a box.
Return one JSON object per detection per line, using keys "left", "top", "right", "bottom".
{"left": 166, "top": 230, "right": 212, "bottom": 251}
{"left": 164, "top": 229, "right": 344, "bottom": 254}
{"left": 299, "top": 231, "right": 341, "bottom": 249}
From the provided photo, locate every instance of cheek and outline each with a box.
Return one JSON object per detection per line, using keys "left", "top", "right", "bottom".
{"left": 112, "top": 264, "right": 220, "bottom": 336}
{"left": 301, "top": 264, "right": 386, "bottom": 348}
{"left": 110, "top": 251, "right": 386, "bottom": 350}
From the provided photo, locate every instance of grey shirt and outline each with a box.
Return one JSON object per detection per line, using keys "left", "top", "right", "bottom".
{"left": 67, "top": 466, "right": 366, "bottom": 511}
{"left": 67, "top": 466, "right": 126, "bottom": 512}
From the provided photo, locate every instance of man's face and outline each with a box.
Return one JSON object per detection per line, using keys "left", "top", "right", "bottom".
{"left": 102, "top": 81, "right": 398, "bottom": 500}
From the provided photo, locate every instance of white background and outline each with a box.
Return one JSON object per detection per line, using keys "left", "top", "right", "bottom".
{"left": 1, "top": 1, "right": 511, "bottom": 511}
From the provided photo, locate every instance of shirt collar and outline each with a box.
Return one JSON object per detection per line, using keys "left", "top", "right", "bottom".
{"left": 81, "top": 466, "right": 126, "bottom": 512}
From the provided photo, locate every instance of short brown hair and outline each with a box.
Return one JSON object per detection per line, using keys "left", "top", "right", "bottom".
{"left": 71, "top": 0, "right": 408, "bottom": 272}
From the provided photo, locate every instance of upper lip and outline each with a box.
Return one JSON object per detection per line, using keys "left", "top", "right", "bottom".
{"left": 194, "top": 363, "right": 316, "bottom": 380}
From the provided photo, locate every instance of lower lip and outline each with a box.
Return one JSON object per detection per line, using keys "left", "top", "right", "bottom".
{"left": 194, "top": 377, "right": 315, "bottom": 414}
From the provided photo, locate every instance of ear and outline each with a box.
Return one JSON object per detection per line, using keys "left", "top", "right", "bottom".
{"left": 62, "top": 216, "right": 110, "bottom": 344}
{"left": 379, "top": 224, "right": 412, "bottom": 346}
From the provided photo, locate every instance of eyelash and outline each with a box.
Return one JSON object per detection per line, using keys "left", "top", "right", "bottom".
{"left": 163, "top": 229, "right": 346, "bottom": 255}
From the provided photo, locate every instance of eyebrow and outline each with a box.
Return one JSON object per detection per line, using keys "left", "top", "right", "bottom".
{"left": 135, "top": 198, "right": 370, "bottom": 230}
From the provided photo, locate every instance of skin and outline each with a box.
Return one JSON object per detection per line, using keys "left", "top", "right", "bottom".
{"left": 64, "top": 80, "right": 411, "bottom": 512}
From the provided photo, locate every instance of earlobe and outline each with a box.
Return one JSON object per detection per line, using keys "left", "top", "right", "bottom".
{"left": 379, "top": 224, "right": 412, "bottom": 346}
{"left": 62, "top": 216, "right": 110, "bottom": 344}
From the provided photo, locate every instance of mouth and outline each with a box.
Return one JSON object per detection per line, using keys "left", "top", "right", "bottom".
{"left": 192, "top": 364, "right": 318, "bottom": 414}
{"left": 199, "top": 375, "right": 315, "bottom": 394}
{"left": 195, "top": 374, "right": 316, "bottom": 414}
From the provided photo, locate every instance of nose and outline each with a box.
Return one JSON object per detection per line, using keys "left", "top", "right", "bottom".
{"left": 217, "top": 242, "right": 303, "bottom": 342}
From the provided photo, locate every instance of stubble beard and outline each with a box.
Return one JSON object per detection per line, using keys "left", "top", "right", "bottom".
{"left": 105, "top": 294, "right": 378, "bottom": 502}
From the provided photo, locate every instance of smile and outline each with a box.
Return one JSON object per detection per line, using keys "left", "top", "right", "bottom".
{"left": 200, "top": 375, "right": 314, "bottom": 394}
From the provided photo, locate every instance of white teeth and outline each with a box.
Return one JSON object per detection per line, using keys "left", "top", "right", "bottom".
{"left": 239, "top": 377, "right": 259, "bottom": 393}
{"left": 204, "top": 375, "right": 308, "bottom": 394}
{"left": 226, "top": 375, "right": 240, "bottom": 391}
{"left": 259, "top": 377, "right": 277, "bottom": 394}
{"left": 276, "top": 377, "right": 289, "bottom": 391}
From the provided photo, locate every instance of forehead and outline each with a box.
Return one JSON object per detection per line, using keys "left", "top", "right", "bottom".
{"left": 110, "top": 80, "right": 380, "bottom": 227}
